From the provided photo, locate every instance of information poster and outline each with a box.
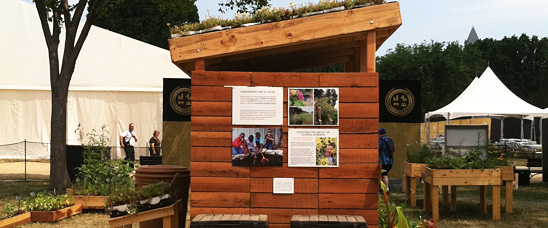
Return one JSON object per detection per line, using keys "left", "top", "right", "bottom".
{"left": 273, "top": 178, "right": 294, "bottom": 194}
{"left": 288, "top": 129, "right": 339, "bottom": 167}
{"left": 232, "top": 87, "right": 283, "bottom": 125}
{"left": 288, "top": 88, "right": 339, "bottom": 126}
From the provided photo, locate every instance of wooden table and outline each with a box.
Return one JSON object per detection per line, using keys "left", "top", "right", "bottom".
{"left": 422, "top": 166, "right": 514, "bottom": 221}
{"left": 108, "top": 200, "right": 181, "bottom": 228}
{"left": 403, "top": 162, "right": 426, "bottom": 207}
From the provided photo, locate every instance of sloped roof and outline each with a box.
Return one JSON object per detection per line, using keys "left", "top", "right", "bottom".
{"left": 0, "top": 0, "right": 188, "bottom": 92}
{"left": 426, "top": 67, "right": 548, "bottom": 120}
{"left": 465, "top": 27, "right": 479, "bottom": 45}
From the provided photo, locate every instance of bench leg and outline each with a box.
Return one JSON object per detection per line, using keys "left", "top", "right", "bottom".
{"left": 424, "top": 182, "right": 431, "bottom": 212}
{"left": 492, "top": 186, "right": 501, "bottom": 220}
{"left": 450, "top": 186, "right": 457, "bottom": 212}
{"left": 480, "top": 186, "right": 487, "bottom": 214}
{"left": 410, "top": 177, "right": 417, "bottom": 207}
{"left": 505, "top": 181, "right": 513, "bottom": 213}
{"left": 442, "top": 186, "right": 449, "bottom": 207}
{"left": 431, "top": 185, "right": 439, "bottom": 221}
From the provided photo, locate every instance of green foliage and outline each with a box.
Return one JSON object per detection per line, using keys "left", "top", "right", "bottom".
{"left": 92, "top": 0, "right": 199, "bottom": 49}
{"left": 2, "top": 203, "right": 15, "bottom": 219}
{"left": 73, "top": 124, "right": 135, "bottom": 196}
{"left": 136, "top": 182, "right": 172, "bottom": 200}
{"left": 425, "top": 146, "right": 509, "bottom": 169}
{"left": 23, "top": 191, "right": 71, "bottom": 211}
{"left": 406, "top": 142, "right": 434, "bottom": 163}
{"left": 219, "top": 0, "right": 271, "bottom": 14}
{"left": 315, "top": 97, "right": 338, "bottom": 125}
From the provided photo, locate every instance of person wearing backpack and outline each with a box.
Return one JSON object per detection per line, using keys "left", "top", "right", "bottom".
{"left": 378, "top": 128, "right": 395, "bottom": 194}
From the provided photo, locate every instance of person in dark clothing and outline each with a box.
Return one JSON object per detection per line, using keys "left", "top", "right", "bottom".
{"left": 378, "top": 128, "right": 394, "bottom": 194}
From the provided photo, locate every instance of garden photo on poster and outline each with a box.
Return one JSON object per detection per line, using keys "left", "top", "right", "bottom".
{"left": 288, "top": 129, "right": 339, "bottom": 167}
{"left": 288, "top": 88, "right": 339, "bottom": 126}
{"left": 232, "top": 128, "right": 283, "bottom": 167}
{"left": 316, "top": 137, "right": 338, "bottom": 166}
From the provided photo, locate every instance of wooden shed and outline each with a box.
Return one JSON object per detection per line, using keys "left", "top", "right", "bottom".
{"left": 168, "top": 2, "right": 402, "bottom": 227}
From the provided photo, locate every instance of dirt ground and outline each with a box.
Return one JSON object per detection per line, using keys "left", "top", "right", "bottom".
{"left": 0, "top": 161, "right": 50, "bottom": 180}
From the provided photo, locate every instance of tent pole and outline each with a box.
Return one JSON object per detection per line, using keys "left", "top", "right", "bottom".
{"left": 531, "top": 119, "right": 534, "bottom": 141}
{"left": 521, "top": 117, "right": 524, "bottom": 140}
{"left": 500, "top": 117, "right": 504, "bottom": 140}
{"left": 540, "top": 119, "right": 543, "bottom": 144}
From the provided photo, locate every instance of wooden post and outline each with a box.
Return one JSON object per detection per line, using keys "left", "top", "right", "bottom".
{"left": 403, "top": 174, "right": 408, "bottom": 196}
{"left": 195, "top": 58, "right": 205, "bottom": 71}
{"left": 442, "top": 186, "right": 449, "bottom": 207}
{"left": 505, "top": 181, "right": 513, "bottom": 213}
{"left": 431, "top": 185, "right": 439, "bottom": 221}
{"left": 410, "top": 177, "right": 417, "bottom": 207}
{"left": 450, "top": 186, "right": 457, "bottom": 212}
{"left": 366, "top": 31, "right": 376, "bottom": 72}
{"left": 480, "top": 186, "right": 487, "bottom": 213}
{"left": 492, "top": 186, "right": 501, "bottom": 220}
{"left": 423, "top": 182, "right": 430, "bottom": 212}
{"left": 359, "top": 40, "right": 367, "bottom": 72}
{"left": 345, "top": 61, "right": 354, "bottom": 72}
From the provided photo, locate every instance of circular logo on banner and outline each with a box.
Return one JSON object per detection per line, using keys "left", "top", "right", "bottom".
{"left": 170, "top": 87, "right": 191, "bottom": 116}
{"left": 385, "top": 88, "right": 414, "bottom": 117}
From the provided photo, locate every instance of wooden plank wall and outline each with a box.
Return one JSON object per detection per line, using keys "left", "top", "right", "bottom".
{"left": 190, "top": 71, "right": 380, "bottom": 228}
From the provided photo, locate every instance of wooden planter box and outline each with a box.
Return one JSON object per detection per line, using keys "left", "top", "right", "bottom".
{"left": 402, "top": 162, "right": 426, "bottom": 207}
{"left": 422, "top": 166, "right": 514, "bottom": 186}
{"left": 403, "top": 162, "right": 426, "bottom": 178}
{"left": 0, "top": 212, "right": 31, "bottom": 228}
{"left": 421, "top": 166, "right": 514, "bottom": 221}
{"left": 67, "top": 188, "right": 109, "bottom": 209}
{"left": 30, "top": 204, "right": 83, "bottom": 222}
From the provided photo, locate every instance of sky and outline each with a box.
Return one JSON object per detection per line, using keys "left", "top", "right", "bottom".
{"left": 197, "top": 0, "right": 548, "bottom": 56}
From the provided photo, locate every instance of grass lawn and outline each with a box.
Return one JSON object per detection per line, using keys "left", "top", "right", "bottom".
{"left": 388, "top": 181, "right": 548, "bottom": 227}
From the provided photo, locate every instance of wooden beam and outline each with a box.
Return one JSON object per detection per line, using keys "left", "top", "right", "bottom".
{"left": 366, "top": 31, "right": 376, "bottom": 72}
{"left": 169, "top": 3, "right": 402, "bottom": 64}
{"left": 359, "top": 40, "right": 367, "bottom": 72}
{"left": 195, "top": 59, "right": 205, "bottom": 71}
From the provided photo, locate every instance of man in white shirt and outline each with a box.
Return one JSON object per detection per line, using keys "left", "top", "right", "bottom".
{"left": 120, "top": 123, "right": 138, "bottom": 168}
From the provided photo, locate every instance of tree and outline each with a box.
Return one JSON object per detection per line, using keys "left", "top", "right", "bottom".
{"left": 219, "top": 0, "right": 270, "bottom": 14}
{"left": 91, "top": 0, "right": 199, "bottom": 49}
{"left": 34, "top": 0, "right": 113, "bottom": 190}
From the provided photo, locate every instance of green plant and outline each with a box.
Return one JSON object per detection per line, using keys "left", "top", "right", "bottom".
{"left": 406, "top": 142, "right": 434, "bottom": 163}
{"left": 315, "top": 98, "right": 338, "bottom": 125}
{"left": 23, "top": 191, "right": 71, "bottom": 211}
{"left": 2, "top": 203, "right": 15, "bottom": 219}
{"left": 425, "top": 146, "right": 510, "bottom": 169}
{"left": 137, "top": 182, "right": 172, "bottom": 200}
{"left": 289, "top": 89, "right": 305, "bottom": 106}
{"left": 379, "top": 180, "right": 414, "bottom": 228}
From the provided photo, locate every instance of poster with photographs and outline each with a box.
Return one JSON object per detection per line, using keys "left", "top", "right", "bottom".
{"left": 288, "top": 88, "right": 339, "bottom": 126}
{"left": 232, "top": 128, "right": 283, "bottom": 167}
{"left": 288, "top": 129, "right": 339, "bottom": 167}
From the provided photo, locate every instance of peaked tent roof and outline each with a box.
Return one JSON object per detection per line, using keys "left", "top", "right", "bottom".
{"left": 426, "top": 67, "right": 548, "bottom": 120}
{"left": 465, "top": 27, "right": 479, "bottom": 45}
{"left": 0, "top": 0, "right": 188, "bottom": 92}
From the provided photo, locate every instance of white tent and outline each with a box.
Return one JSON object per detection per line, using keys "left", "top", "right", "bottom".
{"left": 426, "top": 67, "right": 548, "bottom": 120}
{"left": 0, "top": 0, "right": 189, "bottom": 159}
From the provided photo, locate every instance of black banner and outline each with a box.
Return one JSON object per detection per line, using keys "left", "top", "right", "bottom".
{"left": 163, "top": 78, "right": 191, "bottom": 122}
{"left": 379, "top": 80, "right": 421, "bottom": 123}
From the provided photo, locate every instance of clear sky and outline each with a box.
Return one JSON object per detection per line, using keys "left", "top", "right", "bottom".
{"left": 197, "top": 0, "right": 548, "bottom": 56}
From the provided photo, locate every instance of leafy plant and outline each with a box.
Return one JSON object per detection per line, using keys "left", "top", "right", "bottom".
{"left": 73, "top": 124, "right": 135, "bottom": 196}
{"left": 406, "top": 142, "right": 434, "bottom": 163}
{"left": 379, "top": 179, "right": 417, "bottom": 228}
{"left": 2, "top": 203, "right": 15, "bottom": 219}
{"left": 23, "top": 191, "right": 71, "bottom": 211}
{"left": 425, "top": 146, "right": 509, "bottom": 169}
{"left": 136, "top": 182, "right": 172, "bottom": 200}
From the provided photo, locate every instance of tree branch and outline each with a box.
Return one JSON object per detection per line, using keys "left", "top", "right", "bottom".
{"left": 34, "top": 0, "right": 53, "bottom": 42}
{"left": 70, "top": 0, "right": 88, "bottom": 32}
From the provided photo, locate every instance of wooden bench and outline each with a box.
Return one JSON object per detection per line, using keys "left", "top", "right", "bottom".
{"left": 515, "top": 158, "right": 542, "bottom": 185}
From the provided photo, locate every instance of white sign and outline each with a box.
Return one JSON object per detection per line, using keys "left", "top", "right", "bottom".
{"left": 232, "top": 87, "right": 283, "bottom": 125}
{"left": 273, "top": 178, "right": 294, "bottom": 194}
{"left": 288, "top": 129, "right": 339, "bottom": 167}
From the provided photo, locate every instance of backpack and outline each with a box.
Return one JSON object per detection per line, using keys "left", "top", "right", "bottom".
{"left": 383, "top": 137, "right": 395, "bottom": 159}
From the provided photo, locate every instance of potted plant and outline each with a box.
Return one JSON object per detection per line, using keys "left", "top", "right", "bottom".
{"left": 0, "top": 202, "right": 31, "bottom": 227}
{"left": 24, "top": 191, "right": 82, "bottom": 222}
{"left": 106, "top": 188, "right": 137, "bottom": 218}
{"left": 136, "top": 182, "right": 174, "bottom": 212}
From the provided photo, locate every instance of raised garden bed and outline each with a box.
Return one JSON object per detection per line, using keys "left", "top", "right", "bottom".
{"left": 403, "top": 162, "right": 426, "bottom": 207}
{"left": 0, "top": 212, "right": 31, "bottom": 228}
{"left": 422, "top": 166, "right": 514, "bottom": 221}
{"left": 67, "top": 188, "right": 108, "bottom": 210}
{"left": 30, "top": 204, "right": 82, "bottom": 222}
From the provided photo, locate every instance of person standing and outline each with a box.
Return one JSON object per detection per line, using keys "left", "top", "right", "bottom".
{"left": 149, "top": 130, "right": 161, "bottom": 157}
{"left": 120, "top": 123, "right": 138, "bottom": 168}
{"left": 378, "top": 128, "right": 395, "bottom": 194}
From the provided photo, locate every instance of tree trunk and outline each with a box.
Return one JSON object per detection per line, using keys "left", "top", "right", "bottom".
{"left": 50, "top": 84, "right": 71, "bottom": 191}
